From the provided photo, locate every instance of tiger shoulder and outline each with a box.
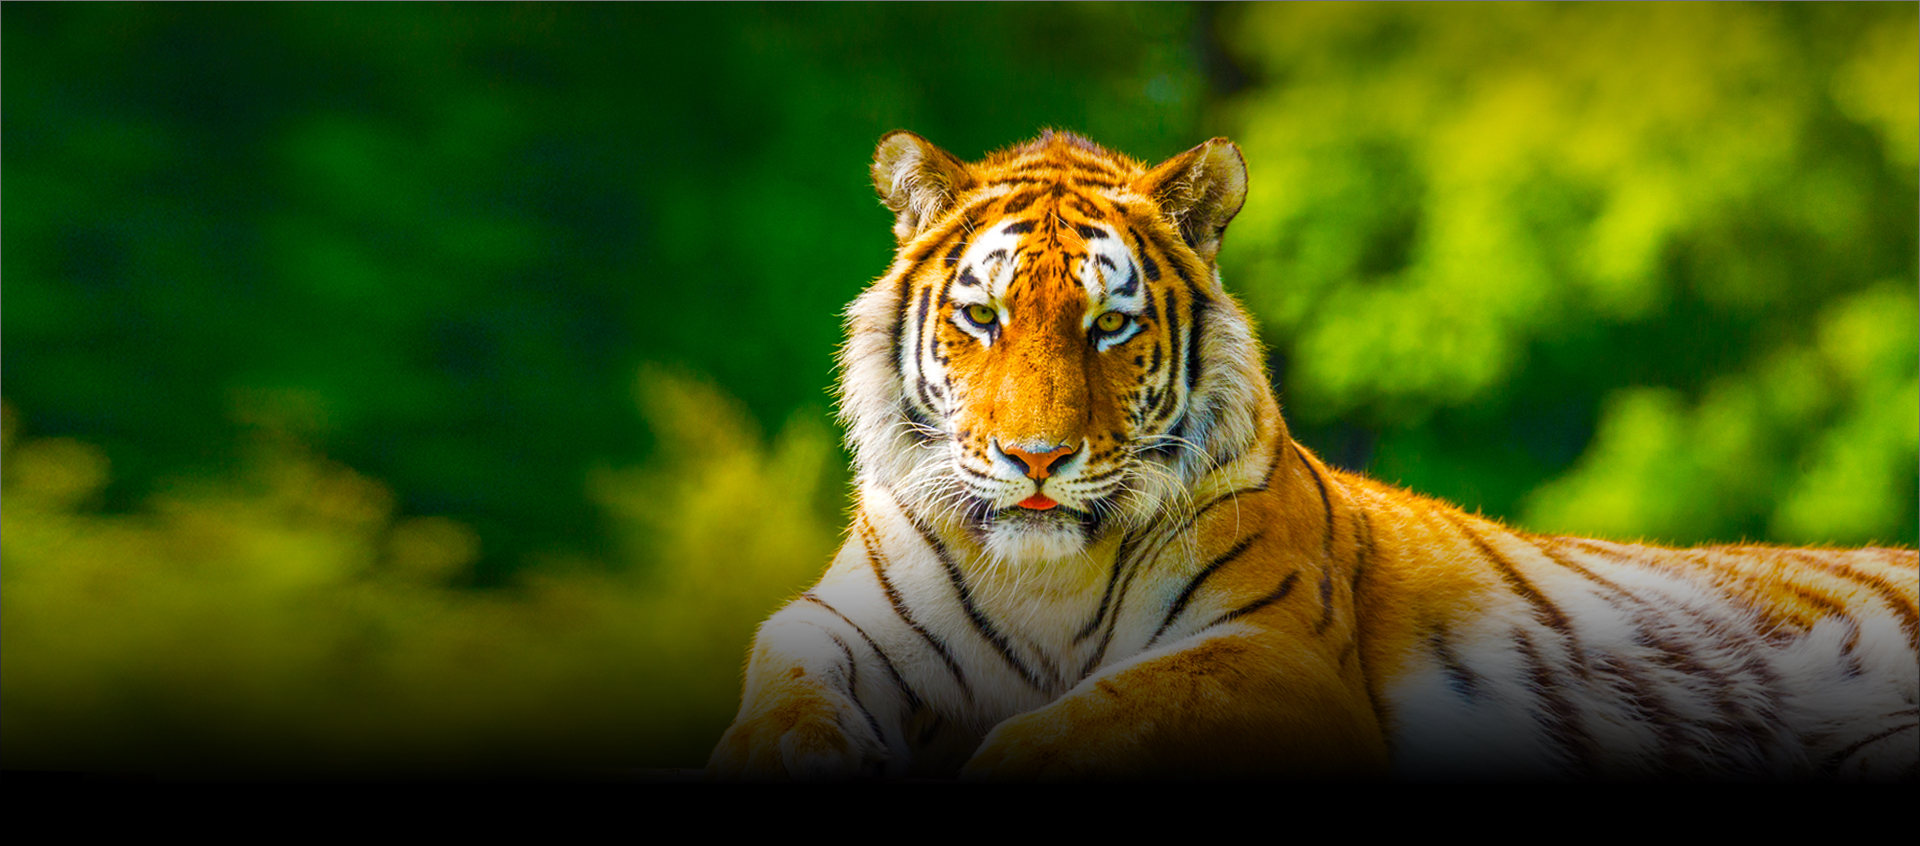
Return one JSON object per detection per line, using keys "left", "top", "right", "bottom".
{"left": 707, "top": 129, "right": 1919, "bottom": 782}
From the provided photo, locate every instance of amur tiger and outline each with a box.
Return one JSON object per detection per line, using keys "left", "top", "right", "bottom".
{"left": 707, "top": 130, "right": 1919, "bottom": 781}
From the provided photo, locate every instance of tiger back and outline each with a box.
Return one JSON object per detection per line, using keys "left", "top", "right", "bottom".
{"left": 707, "top": 130, "right": 1920, "bottom": 781}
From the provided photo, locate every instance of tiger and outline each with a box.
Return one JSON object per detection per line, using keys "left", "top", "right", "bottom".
{"left": 706, "top": 129, "right": 1920, "bottom": 781}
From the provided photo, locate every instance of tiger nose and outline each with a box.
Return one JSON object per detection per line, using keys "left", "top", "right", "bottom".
{"left": 997, "top": 442, "right": 1077, "bottom": 480}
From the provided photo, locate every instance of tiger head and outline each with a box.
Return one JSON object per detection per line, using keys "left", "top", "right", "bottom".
{"left": 840, "top": 130, "right": 1275, "bottom": 564}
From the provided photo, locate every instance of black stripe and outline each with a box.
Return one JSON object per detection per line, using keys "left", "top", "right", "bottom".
{"left": 1520, "top": 540, "right": 1674, "bottom": 690}
{"left": 1002, "top": 190, "right": 1040, "bottom": 214}
{"left": 1129, "top": 227, "right": 1161, "bottom": 281}
{"left": 1314, "top": 567, "right": 1336, "bottom": 636}
{"left": 803, "top": 592, "right": 923, "bottom": 712}
{"left": 1083, "top": 429, "right": 1289, "bottom": 673}
{"left": 1532, "top": 535, "right": 1633, "bottom": 606}
{"left": 1064, "top": 197, "right": 1101, "bottom": 222}
{"left": 914, "top": 375, "right": 940, "bottom": 418}
{"left": 910, "top": 286, "right": 944, "bottom": 414}
{"left": 1171, "top": 257, "right": 1211, "bottom": 306}
{"left": 1825, "top": 717, "right": 1918, "bottom": 776}
{"left": 1293, "top": 444, "right": 1340, "bottom": 635}
{"left": 1083, "top": 526, "right": 1176, "bottom": 677}
{"left": 1210, "top": 570, "right": 1300, "bottom": 628}
{"left": 956, "top": 464, "right": 999, "bottom": 485}
{"left": 1566, "top": 539, "right": 1788, "bottom": 758}
{"left": 907, "top": 516, "right": 1048, "bottom": 692}
{"left": 1148, "top": 531, "right": 1264, "bottom": 647}
{"left": 1261, "top": 430, "right": 1289, "bottom": 488}
{"left": 1593, "top": 643, "right": 1688, "bottom": 771}
{"left": 1431, "top": 623, "right": 1479, "bottom": 701}
{"left": 1294, "top": 443, "right": 1337, "bottom": 560}
{"left": 1442, "top": 511, "right": 1575, "bottom": 641}
{"left": 912, "top": 286, "right": 930, "bottom": 372}
{"left": 1351, "top": 511, "right": 1374, "bottom": 606}
{"left": 1788, "top": 550, "right": 1920, "bottom": 652}
{"left": 1514, "top": 628, "right": 1597, "bottom": 776}
{"left": 1006, "top": 159, "right": 1068, "bottom": 176}
{"left": 817, "top": 625, "right": 888, "bottom": 749}
{"left": 857, "top": 514, "right": 972, "bottom": 702}
{"left": 1073, "top": 532, "right": 1139, "bottom": 644}
{"left": 1672, "top": 551, "right": 1794, "bottom": 738}
{"left": 1105, "top": 248, "right": 1141, "bottom": 300}
{"left": 889, "top": 269, "right": 913, "bottom": 381}
{"left": 1184, "top": 300, "right": 1205, "bottom": 395}
{"left": 1149, "top": 297, "right": 1182, "bottom": 425}
{"left": 902, "top": 400, "right": 937, "bottom": 443}
{"left": 876, "top": 192, "right": 1012, "bottom": 380}
{"left": 1350, "top": 510, "right": 1389, "bottom": 732}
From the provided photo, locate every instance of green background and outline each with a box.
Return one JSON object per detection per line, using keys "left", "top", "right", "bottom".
{"left": 5, "top": 3, "right": 1914, "bottom": 772}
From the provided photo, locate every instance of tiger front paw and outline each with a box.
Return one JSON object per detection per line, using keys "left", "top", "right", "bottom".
{"left": 707, "top": 683, "right": 889, "bottom": 782}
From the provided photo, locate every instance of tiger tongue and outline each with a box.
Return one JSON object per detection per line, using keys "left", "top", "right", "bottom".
{"left": 1018, "top": 493, "right": 1058, "bottom": 510}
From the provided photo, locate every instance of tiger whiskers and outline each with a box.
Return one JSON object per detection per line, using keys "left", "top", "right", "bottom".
{"left": 885, "top": 416, "right": 951, "bottom": 445}
{"left": 1121, "top": 454, "right": 1205, "bottom": 573}
{"left": 1123, "top": 439, "right": 1206, "bottom": 518}
{"left": 894, "top": 457, "right": 963, "bottom": 516}
{"left": 1126, "top": 430, "right": 1245, "bottom": 562}
{"left": 1131, "top": 431, "right": 1223, "bottom": 480}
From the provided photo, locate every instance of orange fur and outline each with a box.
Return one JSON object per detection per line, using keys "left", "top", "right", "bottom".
{"left": 711, "top": 131, "right": 1920, "bottom": 781}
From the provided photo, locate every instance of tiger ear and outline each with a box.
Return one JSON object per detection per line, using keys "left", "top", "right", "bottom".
{"left": 872, "top": 131, "right": 977, "bottom": 243}
{"left": 1132, "top": 138, "right": 1248, "bottom": 263}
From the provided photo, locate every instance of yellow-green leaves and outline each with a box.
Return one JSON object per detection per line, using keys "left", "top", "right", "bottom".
{"left": 1224, "top": 3, "right": 1917, "bottom": 545}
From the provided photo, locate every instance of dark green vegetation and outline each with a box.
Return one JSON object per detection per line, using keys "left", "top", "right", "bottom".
{"left": 5, "top": 3, "right": 1208, "bottom": 579}
{"left": 4, "top": 4, "right": 1913, "bottom": 772}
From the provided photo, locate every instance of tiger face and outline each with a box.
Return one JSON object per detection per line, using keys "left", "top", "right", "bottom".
{"left": 720, "top": 128, "right": 1920, "bottom": 783}
{"left": 842, "top": 130, "right": 1264, "bottom": 564}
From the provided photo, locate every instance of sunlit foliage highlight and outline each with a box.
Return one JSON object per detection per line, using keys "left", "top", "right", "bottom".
{"left": 1, "top": 373, "right": 838, "bottom": 772}
{"left": 1224, "top": 2, "right": 1917, "bottom": 545}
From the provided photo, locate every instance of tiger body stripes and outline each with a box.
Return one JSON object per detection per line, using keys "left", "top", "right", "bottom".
{"left": 707, "top": 130, "right": 1920, "bottom": 781}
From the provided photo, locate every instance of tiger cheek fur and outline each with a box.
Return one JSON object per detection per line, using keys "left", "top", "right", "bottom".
{"left": 708, "top": 129, "right": 1919, "bottom": 782}
{"left": 948, "top": 289, "right": 1136, "bottom": 501}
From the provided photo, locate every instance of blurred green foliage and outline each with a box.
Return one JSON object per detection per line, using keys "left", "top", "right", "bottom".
{"left": 2, "top": 3, "right": 1914, "bottom": 771}
{"left": 1225, "top": 2, "right": 1917, "bottom": 546}
{"left": 3, "top": 374, "right": 839, "bottom": 771}
{"left": 3, "top": 2, "right": 1207, "bottom": 579}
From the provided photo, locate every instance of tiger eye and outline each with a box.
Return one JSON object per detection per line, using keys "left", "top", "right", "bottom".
{"left": 716, "top": 129, "right": 1912, "bottom": 785}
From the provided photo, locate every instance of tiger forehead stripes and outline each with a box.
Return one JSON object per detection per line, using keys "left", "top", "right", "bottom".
{"left": 710, "top": 130, "right": 1919, "bottom": 782}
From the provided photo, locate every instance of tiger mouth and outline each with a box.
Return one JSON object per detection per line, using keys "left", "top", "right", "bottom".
{"left": 980, "top": 493, "right": 1112, "bottom": 535}
{"left": 1016, "top": 492, "right": 1058, "bottom": 510}
{"left": 949, "top": 467, "right": 1127, "bottom": 537}
{"left": 995, "top": 501, "right": 1085, "bottom": 521}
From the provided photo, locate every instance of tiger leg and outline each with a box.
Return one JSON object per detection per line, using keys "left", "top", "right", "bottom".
{"left": 961, "top": 627, "right": 1389, "bottom": 780}
{"left": 707, "top": 605, "right": 907, "bottom": 781}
